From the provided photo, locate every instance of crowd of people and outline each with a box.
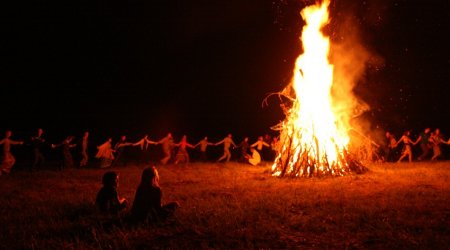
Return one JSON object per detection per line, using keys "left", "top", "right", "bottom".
{"left": 0, "top": 129, "right": 280, "bottom": 175}
{"left": 2, "top": 126, "right": 449, "bottom": 227}
{"left": 2, "top": 126, "right": 450, "bottom": 175}
{"left": 381, "top": 127, "right": 450, "bottom": 163}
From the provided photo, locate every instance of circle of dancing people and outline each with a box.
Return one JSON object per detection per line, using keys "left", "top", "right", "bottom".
{"left": 2, "top": 126, "right": 450, "bottom": 175}
{"left": 383, "top": 127, "right": 450, "bottom": 163}
{"left": 0, "top": 128, "right": 283, "bottom": 175}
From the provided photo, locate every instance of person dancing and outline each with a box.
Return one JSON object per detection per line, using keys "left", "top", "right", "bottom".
{"left": 0, "top": 130, "right": 24, "bottom": 175}
{"left": 215, "top": 134, "right": 237, "bottom": 162}
{"left": 395, "top": 131, "right": 417, "bottom": 163}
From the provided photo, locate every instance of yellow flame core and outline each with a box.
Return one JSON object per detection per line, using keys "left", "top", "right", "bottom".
{"left": 272, "top": 0, "right": 352, "bottom": 177}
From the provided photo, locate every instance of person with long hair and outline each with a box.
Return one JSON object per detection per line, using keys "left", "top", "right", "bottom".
{"left": 129, "top": 166, "right": 179, "bottom": 224}
{"left": 96, "top": 138, "right": 115, "bottom": 168}
{"left": 95, "top": 171, "right": 128, "bottom": 216}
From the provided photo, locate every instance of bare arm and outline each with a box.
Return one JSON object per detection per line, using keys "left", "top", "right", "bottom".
{"left": 145, "top": 138, "right": 158, "bottom": 145}
{"left": 394, "top": 136, "right": 403, "bottom": 148}
{"left": 9, "top": 139, "right": 24, "bottom": 145}
{"left": 414, "top": 136, "right": 422, "bottom": 145}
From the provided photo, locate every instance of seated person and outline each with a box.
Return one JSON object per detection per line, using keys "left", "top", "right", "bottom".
{"left": 246, "top": 147, "right": 261, "bottom": 166}
{"left": 95, "top": 171, "right": 128, "bottom": 216}
{"left": 129, "top": 166, "right": 179, "bottom": 224}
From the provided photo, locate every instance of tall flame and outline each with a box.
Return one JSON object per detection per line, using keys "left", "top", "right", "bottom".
{"left": 272, "top": 0, "right": 364, "bottom": 177}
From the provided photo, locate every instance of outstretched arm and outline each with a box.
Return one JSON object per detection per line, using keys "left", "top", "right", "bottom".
{"left": 394, "top": 137, "right": 403, "bottom": 148}
{"left": 414, "top": 136, "right": 422, "bottom": 145}
{"left": 215, "top": 139, "right": 224, "bottom": 146}
{"left": 9, "top": 139, "right": 24, "bottom": 145}
{"left": 132, "top": 138, "right": 144, "bottom": 147}
{"left": 440, "top": 138, "right": 449, "bottom": 145}
{"left": 117, "top": 142, "right": 134, "bottom": 148}
{"left": 52, "top": 141, "right": 63, "bottom": 148}
{"left": 145, "top": 138, "right": 158, "bottom": 145}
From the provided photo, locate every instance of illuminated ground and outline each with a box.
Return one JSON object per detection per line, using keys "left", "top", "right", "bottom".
{"left": 0, "top": 161, "right": 448, "bottom": 249}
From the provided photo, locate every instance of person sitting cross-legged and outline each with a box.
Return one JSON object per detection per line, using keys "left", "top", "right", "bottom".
{"left": 128, "top": 166, "right": 179, "bottom": 225}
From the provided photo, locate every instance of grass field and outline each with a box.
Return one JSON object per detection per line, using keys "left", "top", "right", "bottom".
{"left": 0, "top": 161, "right": 449, "bottom": 249}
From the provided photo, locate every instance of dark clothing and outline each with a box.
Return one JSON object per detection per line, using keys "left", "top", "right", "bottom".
{"left": 129, "top": 185, "right": 177, "bottom": 224}
{"left": 54, "top": 140, "right": 74, "bottom": 170}
{"left": 238, "top": 141, "right": 249, "bottom": 162}
{"left": 418, "top": 132, "right": 431, "bottom": 160}
{"left": 112, "top": 140, "right": 131, "bottom": 166}
{"left": 31, "top": 136, "right": 45, "bottom": 169}
{"left": 96, "top": 186, "right": 127, "bottom": 215}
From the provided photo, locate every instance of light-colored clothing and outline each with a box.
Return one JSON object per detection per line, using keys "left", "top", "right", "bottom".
{"left": 248, "top": 150, "right": 261, "bottom": 166}
{"left": 96, "top": 141, "right": 114, "bottom": 168}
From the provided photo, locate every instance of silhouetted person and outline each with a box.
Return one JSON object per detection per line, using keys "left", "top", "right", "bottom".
{"left": 112, "top": 135, "right": 133, "bottom": 167}
{"left": 237, "top": 137, "right": 250, "bottom": 163}
{"left": 158, "top": 133, "right": 174, "bottom": 165}
{"left": 52, "top": 135, "right": 76, "bottom": 170}
{"left": 215, "top": 134, "right": 237, "bottom": 162}
{"left": 128, "top": 166, "right": 179, "bottom": 225}
{"left": 270, "top": 136, "right": 280, "bottom": 161}
{"left": 96, "top": 171, "right": 128, "bottom": 216}
{"left": 195, "top": 136, "right": 213, "bottom": 162}
{"left": 133, "top": 135, "right": 158, "bottom": 164}
{"left": 0, "top": 130, "right": 24, "bottom": 175}
{"left": 384, "top": 131, "right": 397, "bottom": 162}
{"left": 80, "top": 131, "right": 89, "bottom": 167}
{"left": 30, "top": 128, "right": 46, "bottom": 170}
{"left": 415, "top": 127, "right": 431, "bottom": 161}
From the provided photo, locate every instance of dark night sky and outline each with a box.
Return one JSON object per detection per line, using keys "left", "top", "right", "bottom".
{"left": 1, "top": 0, "right": 449, "bottom": 143}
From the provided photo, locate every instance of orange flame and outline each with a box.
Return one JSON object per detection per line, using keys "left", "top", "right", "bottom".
{"left": 272, "top": 0, "right": 363, "bottom": 177}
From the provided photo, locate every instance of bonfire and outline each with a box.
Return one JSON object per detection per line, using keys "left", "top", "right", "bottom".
{"left": 271, "top": 0, "right": 366, "bottom": 177}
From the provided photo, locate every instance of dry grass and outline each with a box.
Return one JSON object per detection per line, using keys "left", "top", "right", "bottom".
{"left": 0, "top": 161, "right": 449, "bottom": 249}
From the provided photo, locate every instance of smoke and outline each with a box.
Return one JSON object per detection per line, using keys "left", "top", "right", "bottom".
{"left": 327, "top": 0, "right": 387, "bottom": 151}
